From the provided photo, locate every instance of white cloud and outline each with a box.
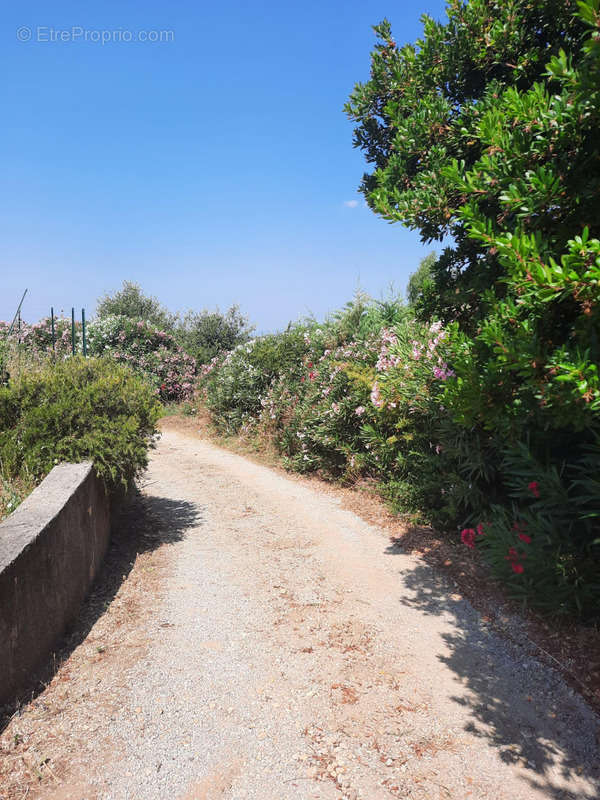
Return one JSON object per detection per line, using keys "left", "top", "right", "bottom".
{"left": 343, "top": 200, "right": 359, "bottom": 208}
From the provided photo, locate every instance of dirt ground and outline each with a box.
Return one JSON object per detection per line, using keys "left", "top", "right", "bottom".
{"left": 164, "top": 413, "right": 600, "bottom": 714}
{"left": 1, "top": 422, "right": 598, "bottom": 799}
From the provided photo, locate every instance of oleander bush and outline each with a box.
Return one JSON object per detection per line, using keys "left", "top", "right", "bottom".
{"left": 0, "top": 316, "right": 77, "bottom": 367}
{"left": 0, "top": 357, "right": 161, "bottom": 493}
{"left": 199, "top": 297, "right": 467, "bottom": 523}
{"left": 87, "top": 315, "right": 196, "bottom": 402}
{"left": 200, "top": 326, "right": 310, "bottom": 433}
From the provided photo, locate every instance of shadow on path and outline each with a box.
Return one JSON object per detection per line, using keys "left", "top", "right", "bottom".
{"left": 385, "top": 536, "right": 600, "bottom": 800}
{"left": 0, "top": 491, "right": 201, "bottom": 733}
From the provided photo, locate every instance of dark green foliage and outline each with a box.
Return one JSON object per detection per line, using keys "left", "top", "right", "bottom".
{"left": 406, "top": 252, "right": 436, "bottom": 308}
{"left": 345, "top": 0, "right": 600, "bottom": 618}
{"left": 0, "top": 358, "right": 161, "bottom": 492}
{"left": 478, "top": 442, "right": 600, "bottom": 620}
{"left": 345, "top": 0, "right": 585, "bottom": 325}
{"left": 96, "top": 281, "right": 177, "bottom": 331}
{"left": 177, "top": 305, "right": 253, "bottom": 365}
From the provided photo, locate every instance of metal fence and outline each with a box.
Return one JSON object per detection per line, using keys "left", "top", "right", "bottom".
{"left": 1, "top": 291, "right": 89, "bottom": 383}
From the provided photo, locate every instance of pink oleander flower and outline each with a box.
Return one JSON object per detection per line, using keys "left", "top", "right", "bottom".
{"left": 370, "top": 382, "right": 383, "bottom": 408}
{"left": 355, "top": 406, "right": 365, "bottom": 416}
{"left": 528, "top": 481, "right": 540, "bottom": 498}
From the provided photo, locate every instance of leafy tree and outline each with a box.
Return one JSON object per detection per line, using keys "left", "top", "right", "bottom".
{"left": 176, "top": 305, "right": 254, "bottom": 364}
{"left": 345, "top": 0, "right": 586, "bottom": 326}
{"left": 406, "top": 252, "right": 436, "bottom": 307}
{"left": 96, "top": 281, "right": 176, "bottom": 331}
{"left": 346, "top": 0, "right": 600, "bottom": 441}
{"left": 346, "top": 0, "right": 600, "bottom": 615}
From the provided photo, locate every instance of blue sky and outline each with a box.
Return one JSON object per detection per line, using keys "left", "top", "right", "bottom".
{"left": 2, "top": 0, "right": 448, "bottom": 332}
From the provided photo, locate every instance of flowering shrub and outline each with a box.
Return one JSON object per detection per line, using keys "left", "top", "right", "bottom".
{"left": 0, "top": 316, "right": 77, "bottom": 366}
{"left": 87, "top": 316, "right": 196, "bottom": 402}
{"left": 199, "top": 328, "right": 310, "bottom": 432}
{"left": 258, "top": 330, "right": 379, "bottom": 477}
{"left": 200, "top": 291, "right": 600, "bottom": 619}
{"left": 0, "top": 314, "right": 196, "bottom": 403}
{"left": 200, "top": 299, "right": 463, "bottom": 520}
{"left": 457, "top": 443, "right": 600, "bottom": 619}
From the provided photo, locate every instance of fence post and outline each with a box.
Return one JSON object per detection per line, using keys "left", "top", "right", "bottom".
{"left": 17, "top": 309, "right": 21, "bottom": 374}
{"left": 71, "top": 307, "right": 75, "bottom": 356}
{"left": 82, "top": 308, "right": 87, "bottom": 357}
{"left": 51, "top": 307, "right": 55, "bottom": 352}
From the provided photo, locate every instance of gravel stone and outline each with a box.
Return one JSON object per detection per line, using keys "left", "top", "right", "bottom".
{"left": 5, "top": 428, "right": 599, "bottom": 800}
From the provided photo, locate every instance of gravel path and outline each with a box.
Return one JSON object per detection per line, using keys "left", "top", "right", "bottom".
{"left": 8, "top": 428, "right": 600, "bottom": 799}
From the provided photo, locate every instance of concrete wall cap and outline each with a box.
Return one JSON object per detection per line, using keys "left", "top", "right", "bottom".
{"left": 0, "top": 461, "right": 94, "bottom": 571}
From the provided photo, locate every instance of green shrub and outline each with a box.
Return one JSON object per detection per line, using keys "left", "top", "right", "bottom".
{"left": 344, "top": 0, "right": 600, "bottom": 618}
{"left": 466, "top": 442, "right": 600, "bottom": 620}
{"left": 199, "top": 327, "right": 311, "bottom": 433}
{"left": 177, "top": 305, "right": 253, "bottom": 365}
{"left": 0, "top": 357, "right": 161, "bottom": 492}
{"left": 96, "top": 280, "right": 176, "bottom": 331}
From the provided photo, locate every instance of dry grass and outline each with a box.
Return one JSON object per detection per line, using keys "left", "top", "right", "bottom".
{"left": 0, "top": 474, "right": 34, "bottom": 521}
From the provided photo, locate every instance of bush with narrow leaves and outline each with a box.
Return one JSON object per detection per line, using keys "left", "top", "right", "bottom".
{"left": 0, "top": 357, "right": 161, "bottom": 493}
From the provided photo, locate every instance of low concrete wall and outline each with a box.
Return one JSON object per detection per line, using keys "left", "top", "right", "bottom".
{"left": 0, "top": 462, "right": 110, "bottom": 706}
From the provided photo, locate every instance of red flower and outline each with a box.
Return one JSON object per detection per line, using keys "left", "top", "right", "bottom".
{"left": 308, "top": 371, "right": 316, "bottom": 381}
{"left": 160, "top": 383, "right": 166, "bottom": 391}
{"left": 307, "top": 362, "right": 313, "bottom": 368}
{"left": 528, "top": 481, "right": 540, "bottom": 498}
{"left": 460, "top": 528, "right": 476, "bottom": 548}
{"left": 518, "top": 533, "right": 532, "bottom": 544}
{"left": 476, "top": 522, "right": 487, "bottom": 537}
{"left": 300, "top": 376, "right": 305, "bottom": 383}
{"left": 505, "top": 546, "right": 526, "bottom": 574}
